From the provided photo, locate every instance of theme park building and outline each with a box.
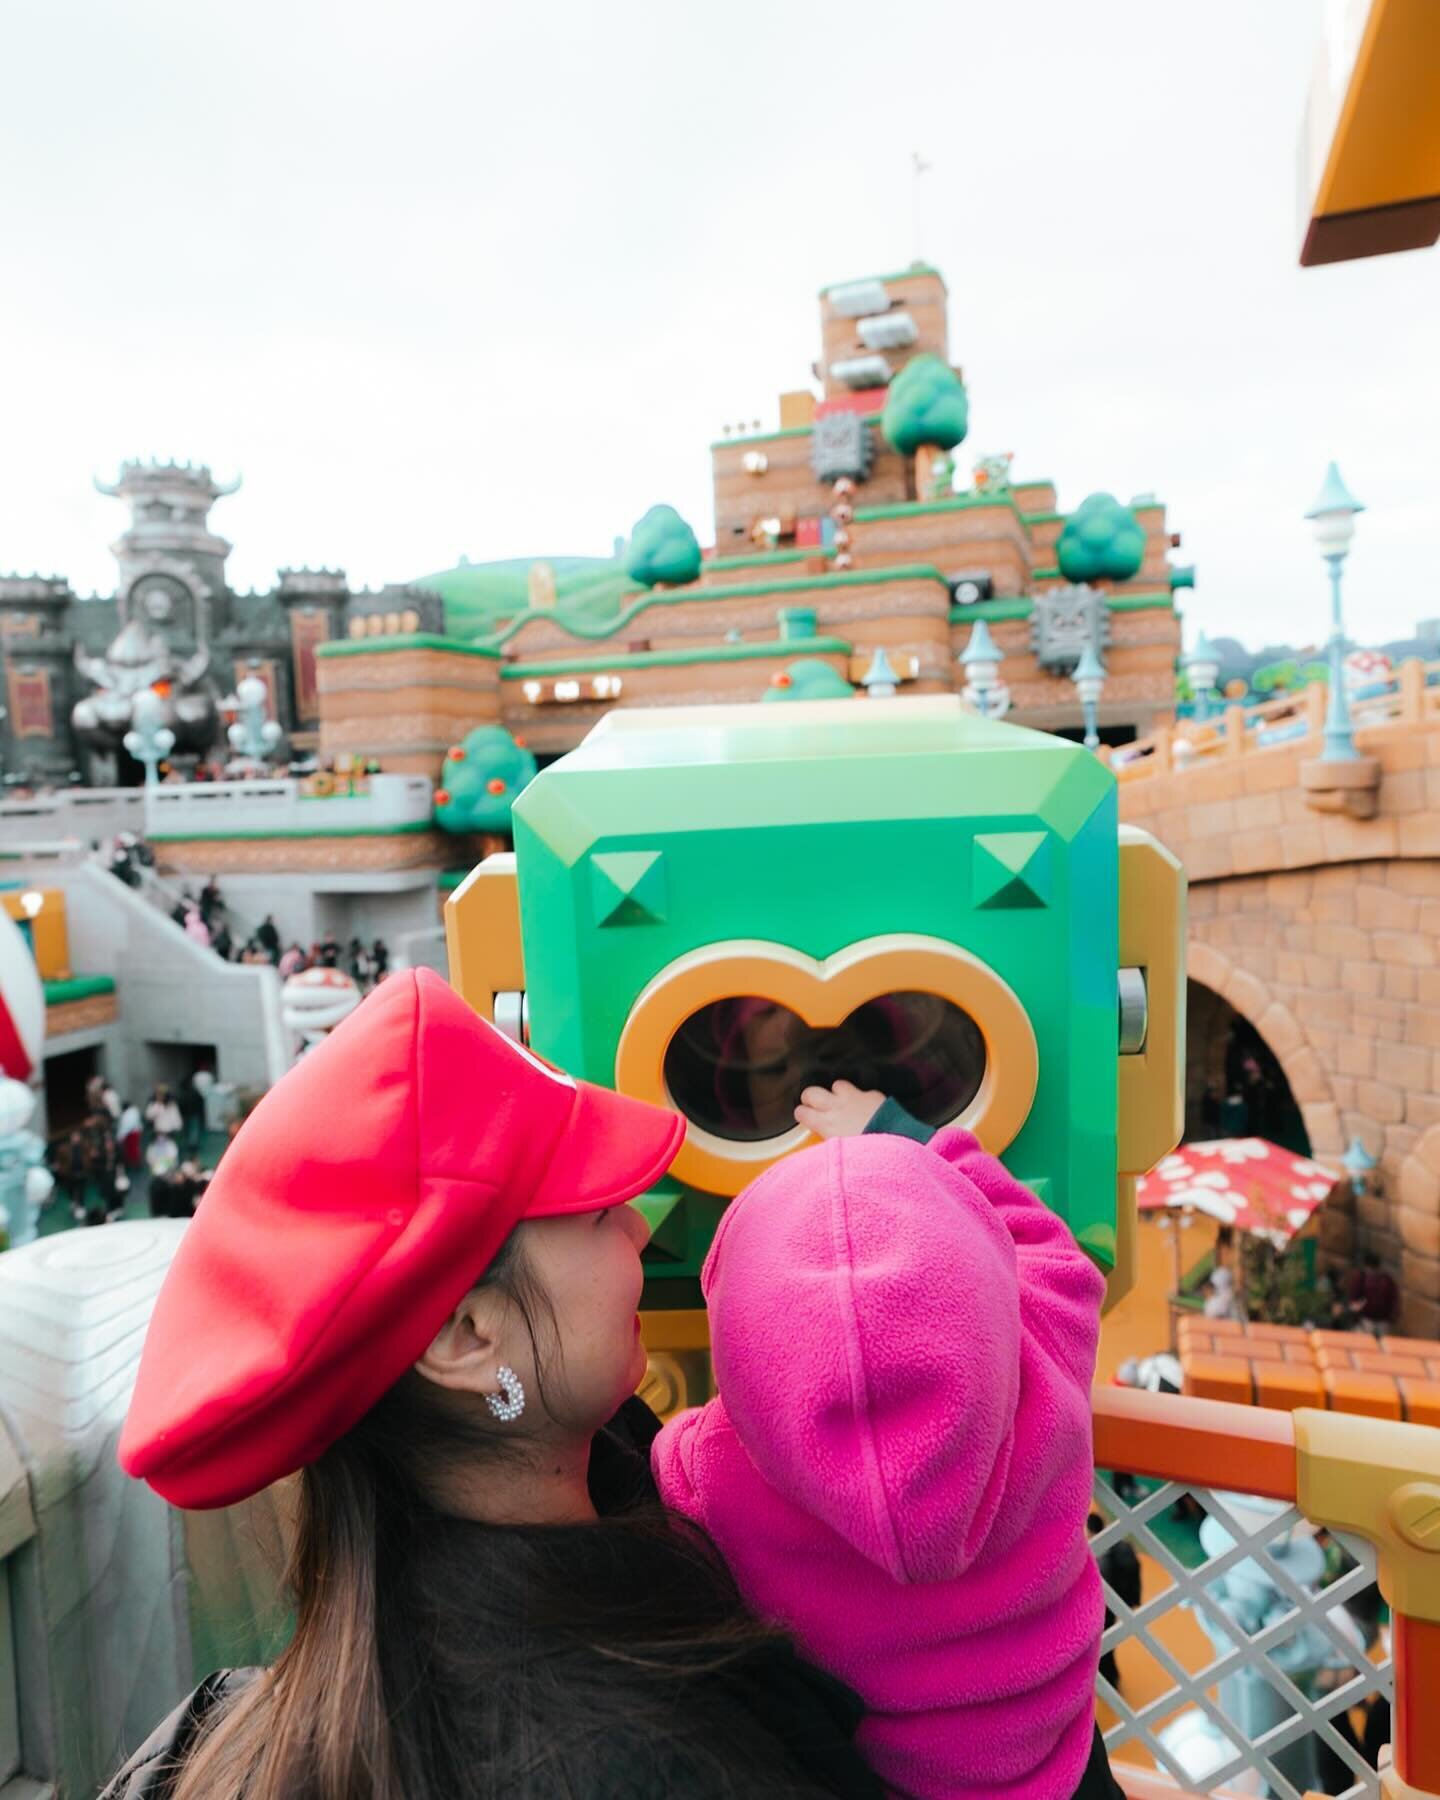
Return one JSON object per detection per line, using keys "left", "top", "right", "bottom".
{"left": 1, "top": 266, "right": 1188, "bottom": 788}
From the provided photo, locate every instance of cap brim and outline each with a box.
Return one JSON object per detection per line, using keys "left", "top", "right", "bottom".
{"left": 525, "top": 1080, "right": 685, "bottom": 1219}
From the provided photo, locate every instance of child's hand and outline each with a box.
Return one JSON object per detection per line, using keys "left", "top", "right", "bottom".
{"left": 795, "top": 1080, "right": 885, "bottom": 1140}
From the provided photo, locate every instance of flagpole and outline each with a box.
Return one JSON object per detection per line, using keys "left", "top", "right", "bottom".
{"left": 911, "top": 151, "right": 932, "bottom": 263}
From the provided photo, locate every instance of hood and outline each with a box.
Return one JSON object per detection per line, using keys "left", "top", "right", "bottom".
{"left": 701, "top": 1133, "right": 1021, "bottom": 1585}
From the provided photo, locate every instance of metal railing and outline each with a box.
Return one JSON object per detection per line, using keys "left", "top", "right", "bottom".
{"left": 1108, "top": 659, "right": 1440, "bottom": 786}
{"left": 1096, "top": 1387, "right": 1440, "bottom": 1800}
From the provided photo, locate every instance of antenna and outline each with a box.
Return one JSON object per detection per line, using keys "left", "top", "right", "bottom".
{"left": 911, "top": 151, "right": 933, "bottom": 264}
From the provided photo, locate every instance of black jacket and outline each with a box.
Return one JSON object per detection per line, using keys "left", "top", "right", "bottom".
{"left": 99, "top": 1400, "right": 882, "bottom": 1800}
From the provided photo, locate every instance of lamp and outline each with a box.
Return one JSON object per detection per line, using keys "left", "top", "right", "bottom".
{"left": 1184, "top": 631, "right": 1222, "bottom": 725}
{"left": 1342, "top": 1135, "right": 1377, "bottom": 1197}
{"left": 1304, "top": 461, "right": 1365, "bottom": 763}
{"left": 861, "top": 646, "right": 900, "bottom": 699}
{"left": 1072, "top": 644, "right": 1107, "bottom": 751}
{"left": 18, "top": 890, "right": 43, "bottom": 919}
{"left": 959, "top": 620, "right": 1010, "bottom": 719}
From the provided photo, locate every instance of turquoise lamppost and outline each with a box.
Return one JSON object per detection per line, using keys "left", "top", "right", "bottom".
{"left": 1305, "top": 463, "right": 1365, "bottom": 763}
{"left": 1073, "top": 644, "right": 1107, "bottom": 752}
{"left": 227, "top": 675, "right": 283, "bottom": 765}
{"left": 1184, "top": 632, "right": 1222, "bottom": 725}
{"left": 122, "top": 688, "right": 175, "bottom": 787}
{"left": 1343, "top": 1135, "right": 1378, "bottom": 1197}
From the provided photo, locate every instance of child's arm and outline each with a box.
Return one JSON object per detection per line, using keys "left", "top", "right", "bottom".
{"left": 798, "top": 1084, "right": 1104, "bottom": 1390}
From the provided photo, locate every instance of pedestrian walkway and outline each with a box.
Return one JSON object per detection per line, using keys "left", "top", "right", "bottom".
{"left": 35, "top": 1128, "right": 232, "bottom": 1237}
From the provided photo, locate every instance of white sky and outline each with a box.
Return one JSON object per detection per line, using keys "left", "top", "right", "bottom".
{"left": 1, "top": 0, "right": 1435, "bottom": 651}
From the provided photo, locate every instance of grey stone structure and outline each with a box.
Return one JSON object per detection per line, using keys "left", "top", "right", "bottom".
{"left": 0, "top": 461, "right": 444, "bottom": 785}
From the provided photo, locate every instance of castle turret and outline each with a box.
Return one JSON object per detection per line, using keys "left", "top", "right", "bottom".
{"left": 94, "top": 460, "right": 240, "bottom": 648}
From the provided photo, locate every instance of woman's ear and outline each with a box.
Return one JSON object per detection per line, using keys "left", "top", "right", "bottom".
{"left": 414, "top": 1289, "right": 507, "bottom": 1395}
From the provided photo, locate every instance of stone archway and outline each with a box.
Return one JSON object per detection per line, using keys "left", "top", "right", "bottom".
{"left": 1395, "top": 1129, "right": 1440, "bottom": 1336}
{"left": 1186, "top": 941, "right": 1344, "bottom": 1158}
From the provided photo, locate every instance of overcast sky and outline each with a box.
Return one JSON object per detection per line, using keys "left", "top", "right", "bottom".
{"left": 1, "top": 0, "right": 1435, "bottom": 651}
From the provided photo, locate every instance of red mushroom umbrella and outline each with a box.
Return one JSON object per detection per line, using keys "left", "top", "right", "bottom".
{"left": 1138, "top": 1138, "right": 1340, "bottom": 1249}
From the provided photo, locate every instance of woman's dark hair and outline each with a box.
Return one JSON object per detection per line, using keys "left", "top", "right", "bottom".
{"left": 169, "top": 1234, "right": 825, "bottom": 1799}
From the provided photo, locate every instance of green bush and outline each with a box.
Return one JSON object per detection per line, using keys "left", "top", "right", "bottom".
{"left": 762, "top": 659, "right": 856, "bottom": 702}
{"left": 1056, "top": 493, "right": 1146, "bottom": 583}
{"left": 623, "top": 505, "right": 702, "bottom": 588}
{"left": 435, "top": 725, "right": 538, "bottom": 835}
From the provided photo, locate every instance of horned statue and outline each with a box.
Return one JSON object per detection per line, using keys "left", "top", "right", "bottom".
{"left": 70, "top": 618, "right": 220, "bottom": 776}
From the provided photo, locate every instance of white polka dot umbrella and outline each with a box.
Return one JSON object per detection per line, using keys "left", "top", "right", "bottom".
{"left": 1137, "top": 1138, "right": 1341, "bottom": 1249}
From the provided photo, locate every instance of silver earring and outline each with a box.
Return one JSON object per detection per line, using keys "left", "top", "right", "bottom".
{"left": 485, "top": 1365, "right": 525, "bottom": 1423}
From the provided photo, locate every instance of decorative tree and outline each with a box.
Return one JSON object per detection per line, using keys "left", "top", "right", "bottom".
{"left": 880, "top": 354, "right": 969, "bottom": 456}
{"left": 763, "top": 659, "right": 856, "bottom": 702}
{"left": 1055, "top": 493, "right": 1146, "bottom": 583}
{"left": 623, "top": 505, "right": 702, "bottom": 588}
{"left": 434, "top": 725, "right": 538, "bottom": 835}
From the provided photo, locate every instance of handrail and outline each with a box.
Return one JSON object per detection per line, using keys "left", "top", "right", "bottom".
{"left": 1110, "top": 658, "right": 1440, "bottom": 785}
{"left": 1093, "top": 1386, "right": 1296, "bottom": 1500}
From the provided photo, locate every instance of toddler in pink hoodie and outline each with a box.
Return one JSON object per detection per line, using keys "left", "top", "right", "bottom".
{"left": 652, "top": 1083, "right": 1114, "bottom": 1800}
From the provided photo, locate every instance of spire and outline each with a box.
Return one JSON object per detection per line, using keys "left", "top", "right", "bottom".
{"left": 861, "top": 645, "right": 900, "bottom": 698}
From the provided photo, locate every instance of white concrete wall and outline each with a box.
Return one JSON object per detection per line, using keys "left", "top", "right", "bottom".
{"left": 24, "top": 860, "right": 290, "bottom": 1095}
{"left": 0, "top": 789, "right": 145, "bottom": 849}
{"left": 143, "top": 772, "right": 433, "bottom": 838}
{"left": 202, "top": 870, "right": 442, "bottom": 958}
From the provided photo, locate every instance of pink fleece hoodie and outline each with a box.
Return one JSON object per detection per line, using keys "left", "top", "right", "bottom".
{"left": 652, "top": 1129, "right": 1105, "bottom": 1800}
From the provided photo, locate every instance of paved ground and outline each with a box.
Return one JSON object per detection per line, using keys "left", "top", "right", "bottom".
{"left": 35, "top": 1128, "right": 232, "bottom": 1237}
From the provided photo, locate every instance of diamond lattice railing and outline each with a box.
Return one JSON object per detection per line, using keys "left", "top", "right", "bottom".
{"left": 1093, "top": 1472, "right": 1392, "bottom": 1800}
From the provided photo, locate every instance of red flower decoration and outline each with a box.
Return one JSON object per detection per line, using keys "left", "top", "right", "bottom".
{"left": 772, "top": 672, "right": 793, "bottom": 689}
{"left": 447, "top": 746, "right": 465, "bottom": 761}
{"left": 486, "top": 778, "right": 506, "bottom": 796}
{"left": 434, "top": 788, "right": 451, "bottom": 807}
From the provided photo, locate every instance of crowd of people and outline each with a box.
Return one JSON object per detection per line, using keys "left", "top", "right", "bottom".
{"left": 1197, "top": 1231, "right": 1399, "bottom": 1337}
{"left": 101, "top": 842, "right": 393, "bottom": 986}
{"left": 46, "top": 1075, "right": 213, "bottom": 1228}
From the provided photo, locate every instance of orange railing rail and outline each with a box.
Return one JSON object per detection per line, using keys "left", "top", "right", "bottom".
{"left": 1092, "top": 1385, "right": 1440, "bottom": 1799}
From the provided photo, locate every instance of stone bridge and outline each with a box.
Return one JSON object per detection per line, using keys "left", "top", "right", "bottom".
{"left": 1111, "top": 661, "right": 1440, "bottom": 1334}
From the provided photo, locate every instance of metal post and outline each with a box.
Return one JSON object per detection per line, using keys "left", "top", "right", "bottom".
{"left": 1322, "top": 553, "right": 1359, "bottom": 761}
{"left": 1082, "top": 697, "right": 1100, "bottom": 751}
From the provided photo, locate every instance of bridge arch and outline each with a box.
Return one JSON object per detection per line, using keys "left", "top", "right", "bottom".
{"left": 1185, "top": 940, "right": 1342, "bottom": 1158}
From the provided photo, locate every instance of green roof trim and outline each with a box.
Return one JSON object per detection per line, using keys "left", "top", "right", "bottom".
{"left": 1030, "top": 566, "right": 1062, "bottom": 580}
{"left": 1021, "top": 511, "right": 1067, "bottom": 525}
{"left": 45, "top": 975, "right": 116, "bottom": 1005}
{"left": 503, "top": 637, "right": 853, "bottom": 679}
{"left": 316, "top": 633, "right": 499, "bottom": 661}
{"left": 709, "top": 416, "right": 881, "bottom": 451}
{"left": 855, "top": 492, "right": 1025, "bottom": 525}
{"left": 950, "top": 600, "right": 1034, "bottom": 624}
{"left": 1106, "top": 591, "right": 1175, "bottom": 613}
{"left": 148, "top": 820, "right": 436, "bottom": 843}
{"left": 948, "top": 589, "right": 1175, "bottom": 626}
{"left": 1011, "top": 478, "right": 1056, "bottom": 492}
{"left": 438, "top": 869, "right": 468, "bottom": 891}
{"left": 706, "top": 549, "right": 826, "bottom": 571}
{"left": 483, "top": 564, "right": 951, "bottom": 651}
{"left": 819, "top": 265, "right": 944, "bottom": 296}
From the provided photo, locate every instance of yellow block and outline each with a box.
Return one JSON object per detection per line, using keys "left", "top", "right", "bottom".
{"left": 1301, "top": 0, "right": 1440, "bottom": 264}
{"left": 1, "top": 888, "right": 70, "bottom": 981}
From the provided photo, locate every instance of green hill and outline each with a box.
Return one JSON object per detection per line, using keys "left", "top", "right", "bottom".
{"left": 414, "top": 556, "right": 644, "bottom": 642}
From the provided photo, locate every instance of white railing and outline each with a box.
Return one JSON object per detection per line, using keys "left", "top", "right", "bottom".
{"left": 0, "top": 787, "right": 145, "bottom": 844}
{"left": 144, "top": 773, "right": 434, "bottom": 837}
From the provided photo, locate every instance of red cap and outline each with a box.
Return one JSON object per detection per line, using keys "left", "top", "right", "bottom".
{"left": 119, "top": 969, "right": 683, "bottom": 1509}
